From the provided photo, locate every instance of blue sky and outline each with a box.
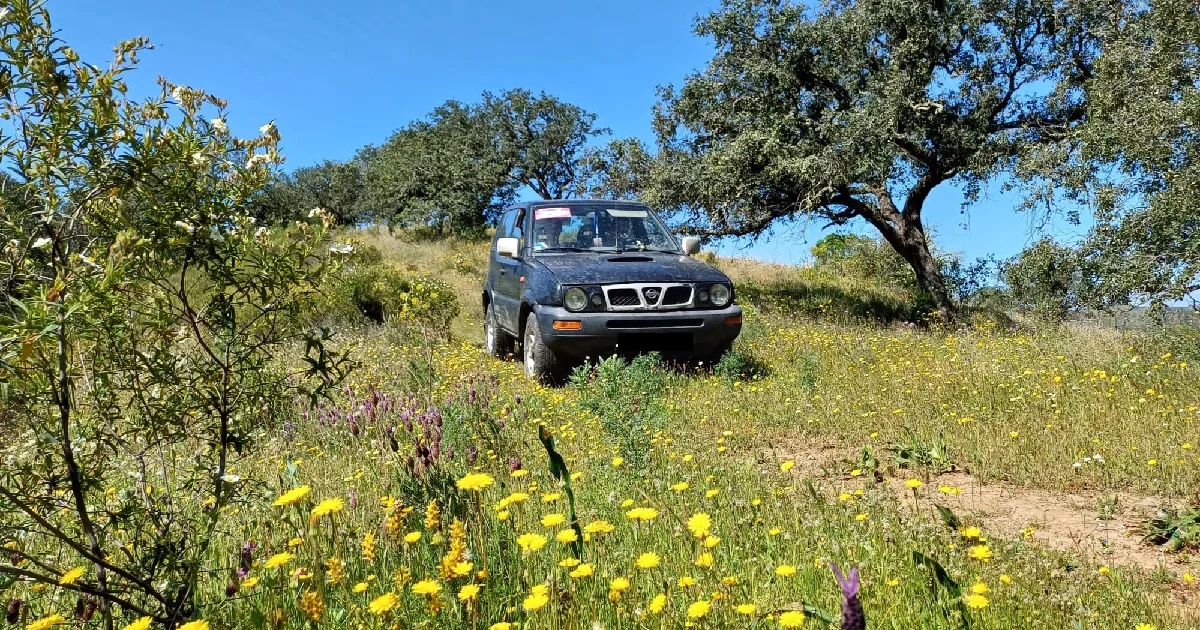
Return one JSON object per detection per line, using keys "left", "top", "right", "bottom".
{"left": 53, "top": 0, "right": 1088, "bottom": 264}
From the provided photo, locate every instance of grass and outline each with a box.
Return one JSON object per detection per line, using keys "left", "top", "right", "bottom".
{"left": 7, "top": 229, "right": 1199, "bottom": 629}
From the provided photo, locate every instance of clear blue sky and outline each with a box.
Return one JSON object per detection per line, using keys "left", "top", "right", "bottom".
{"left": 53, "top": 0, "right": 1088, "bottom": 264}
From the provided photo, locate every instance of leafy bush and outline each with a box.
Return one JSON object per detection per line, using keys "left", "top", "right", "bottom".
{"left": 438, "top": 249, "right": 485, "bottom": 277}
{"left": 1153, "top": 325, "right": 1200, "bottom": 363}
{"left": 1002, "top": 238, "right": 1084, "bottom": 320}
{"left": 570, "top": 354, "right": 669, "bottom": 471}
{"left": 0, "top": 7, "right": 350, "bottom": 625}
{"left": 811, "top": 233, "right": 914, "bottom": 289}
{"left": 323, "top": 262, "right": 459, "bottom": 332}
{"left": 713, "top": 346, "right": 771, "bottom": 381}
{"left": 890, "top": 431, "right": 956, "bottom": 473}
{"left": 1140, "top": 505, "right": 1200, "bottom": 552}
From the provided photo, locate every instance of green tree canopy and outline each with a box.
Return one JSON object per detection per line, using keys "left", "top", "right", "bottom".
{"left": 355, "top": 90, "right": 610, "bottom": 234}
{"left": 1062, "top": 0, "right": 1200, "bottom": 308}
{"left": 359, "top": 100, "right": 512, "bottom": 235}
{"left": 649, "top": 0, "right": 1109, "bottom": 318}
{"left": 572, "top": 137, "right": 653, "bottom": 200}
{"left": 483, "top": 88, "right": 610, "bottom": 200}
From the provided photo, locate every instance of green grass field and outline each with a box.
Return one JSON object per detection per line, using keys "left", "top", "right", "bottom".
{"left": 10, "top": 229, "right": 1200, "bottom": 630}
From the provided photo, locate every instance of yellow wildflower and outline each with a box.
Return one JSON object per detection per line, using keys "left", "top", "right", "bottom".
{"left": 456, "top": 472, "right": 495, "bottom": 491}
{"left": 121, "top": 618, "right": 152, "bottom": 630}
{"left": 310, "top": 497, "right": 344, "bottom": 522}
{"left": 524, "top": 584, "right": 550, "bottom": 611}
{"left": 58, "top": 567, "right": 85, "bottom": 585}
{"left": 687, "top": 512, "right": 712, "bottom": 538}
{"left": 369, "top": 592, "right": 398, "bottom": 615}
{"left": 273, "top": 485, "right": 311, "bottom": 506}
{"left": 264, "top": 552, "right": 294, "bottom": 569}
{"left": 636, "top": 552, "right": 661, "bottom": 569}
{"left": 516, "top": 532, "right": 548, "bottom": 553}
{"left": 458, "top": 583, "right": 481, "bottom": 602}
{"left": 687, "top": 599, "right": 712, "bottom": 619}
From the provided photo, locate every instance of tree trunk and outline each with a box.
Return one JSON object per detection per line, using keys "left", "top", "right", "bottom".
{"left": 861, "top": 203, "right": 958, "bottom": 321}
{"left": 898, "top": 227, "right": 957, "bottom": 321}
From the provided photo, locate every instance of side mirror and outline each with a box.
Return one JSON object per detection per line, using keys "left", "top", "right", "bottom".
{"left": 497, "top": 237, "right": 519, "bottom": 259}
{"left": 681, "top": 236, "right": 701, "bottom": 256}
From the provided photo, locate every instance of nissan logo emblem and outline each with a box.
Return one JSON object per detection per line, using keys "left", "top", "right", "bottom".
{"left": 645, "top": 288, "right": 660, "bottom": 301}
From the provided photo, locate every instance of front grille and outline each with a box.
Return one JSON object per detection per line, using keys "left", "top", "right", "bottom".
{"left": 608, "top": 288, "right": 640, "bottom": 307}
{"left": 607, "top": 319, "right": 703, "bottom": 329}
{"left": 663, "top": 286, "right": 692, "bottom": 305}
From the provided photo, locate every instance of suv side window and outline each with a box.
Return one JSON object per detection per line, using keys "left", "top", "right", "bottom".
{"left": 497, "top": 209, "right": 515, "bottom": 242}
{"left": 511, "top": 208, "right": 526, "bottom": 250}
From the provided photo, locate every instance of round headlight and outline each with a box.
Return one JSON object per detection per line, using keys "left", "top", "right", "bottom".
{"left": 590, "top": 293, "right": 604, "bottom": 306}
{"left": 709, "top": 284, "right": 731, "bottom": 306}
{"left": 697, "top": 289, "right": 709, "bottom": 302}
{"left": 564, "top": 287, "right": 588, "bottom": 311}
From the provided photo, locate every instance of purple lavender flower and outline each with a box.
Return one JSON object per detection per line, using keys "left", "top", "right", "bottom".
{"left": 239, "top": 541, "right": 258, "bottom": 578}
{"left": 830, "top": 563, "right": 864, "bottom": 630}
{"left": 347, "top": 489, "right": 358, "bottom": 510}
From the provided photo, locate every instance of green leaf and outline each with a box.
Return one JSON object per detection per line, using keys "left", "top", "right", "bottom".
{"left": 935, "top": 503, "right": 962, "bottom": 532}
{"left": 538, "top": 424, "right": 583, "bottom": 558}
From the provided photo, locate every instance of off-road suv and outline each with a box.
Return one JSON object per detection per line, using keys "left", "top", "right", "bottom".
{"left": 482, "top": 199, "right": 742, "bottom": 382}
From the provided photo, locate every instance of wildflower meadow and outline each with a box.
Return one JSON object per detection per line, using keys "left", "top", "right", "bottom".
{"left": 3, "top": 2, "right": 1200, "bottom": 630}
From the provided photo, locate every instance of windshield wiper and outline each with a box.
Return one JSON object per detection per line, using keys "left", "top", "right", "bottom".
{"left": 536, "top": 246, "right": 588, "bottom": 252}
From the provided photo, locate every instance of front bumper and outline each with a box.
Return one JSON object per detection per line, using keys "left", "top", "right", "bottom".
{"left": 534, "top": 303, "right": 742, "bottom": 359}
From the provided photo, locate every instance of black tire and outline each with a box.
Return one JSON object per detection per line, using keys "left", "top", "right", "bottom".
{"left": 484, "top": 302, "right": 513, "bottom": 358}
{"left": 522, "top": 312, "right": 561, "bottom": 383}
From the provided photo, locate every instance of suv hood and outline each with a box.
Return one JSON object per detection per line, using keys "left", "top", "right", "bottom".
{"left": 533, "top": 252, "right": 731, "bottom": 285}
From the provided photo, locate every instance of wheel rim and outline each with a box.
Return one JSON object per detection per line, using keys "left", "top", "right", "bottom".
{"left": 524, "top": 327, "right": 536, "bottom": 376}
{"left": 485, "top": 313, "right": 495, "bottom": 354}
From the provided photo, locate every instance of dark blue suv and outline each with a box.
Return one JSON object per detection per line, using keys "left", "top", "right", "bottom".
{"left": 482, "top": 199, "right": 742, "bottom": 382}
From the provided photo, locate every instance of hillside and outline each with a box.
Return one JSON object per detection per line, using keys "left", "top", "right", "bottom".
{"left": 309, "top": 228, "right": 1200, "bottom": 627}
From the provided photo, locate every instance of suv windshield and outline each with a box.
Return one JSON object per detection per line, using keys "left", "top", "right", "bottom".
{"left": 530, "top": 205, "right": 678, "bottom": 253}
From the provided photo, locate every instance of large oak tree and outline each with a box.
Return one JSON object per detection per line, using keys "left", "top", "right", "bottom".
{"left": 650, "top": 0, "right": 1109, "bottom": 317}
{"left": 1068, "top": 0, "right": 1200, "bottom": 309}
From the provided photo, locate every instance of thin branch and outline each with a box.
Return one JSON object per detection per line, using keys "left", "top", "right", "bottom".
{"left": 0, "top": 565, "right": 161, "bottom": 623}
{"left": 0, "top": 484, "right": 168, "bottom": 606}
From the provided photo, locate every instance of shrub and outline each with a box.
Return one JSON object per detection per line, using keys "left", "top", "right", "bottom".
{"left": 1002, "top": 238, "right": 1083, "bottom": 320}
{"left": 570, "top": 354, "right": 669, "bottom": 471}
{"left": 0, "top": 7, "right": 350, "bottom": 625}
{"left": 713, "top": 346, "right": 771, "bottom": 381}
{"left": 1153, "top": 324, "right": 1200, "bottom": 363}
{"left": 324, "top": 262, "right": 459, "bottom": 333}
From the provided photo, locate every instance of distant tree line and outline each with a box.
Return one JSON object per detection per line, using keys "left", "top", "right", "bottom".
{"left": 253, "top": 88, "right": 649, "bottom": 237}
{"left": 262, "top": 0, "right": 1199, "bottom": 318}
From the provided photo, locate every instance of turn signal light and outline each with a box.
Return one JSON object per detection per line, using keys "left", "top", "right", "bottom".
{"left": 724, "top": 315, "right": 742, "bottom": 326}
{"left": 553, "top": 320, "right": 583, "bottom": 331}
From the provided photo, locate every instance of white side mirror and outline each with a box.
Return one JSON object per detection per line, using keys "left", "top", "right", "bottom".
{"left": 496, "top": 237, "right": 519, "bottom": 259}
{"left": 681, "top": 236, "right": 701, "bottom": 256}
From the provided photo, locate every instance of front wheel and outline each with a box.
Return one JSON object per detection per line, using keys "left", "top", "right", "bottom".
{"left": 523, "top": 312, "right": 561, "bottom": 384}
{"left": 484, "top": 302, "right": 513, "bottom": 358}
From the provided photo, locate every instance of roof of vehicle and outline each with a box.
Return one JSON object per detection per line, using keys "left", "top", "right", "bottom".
{"left": 510, "top": 198, "right": 649, "bottom": 210}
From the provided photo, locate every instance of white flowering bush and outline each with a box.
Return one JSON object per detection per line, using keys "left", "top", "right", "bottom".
{"left": 0, "top": 2, "right": 350, "bottom": 626}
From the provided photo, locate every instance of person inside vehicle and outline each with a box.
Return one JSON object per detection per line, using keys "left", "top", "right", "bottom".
{"left": 533, "top": 219, "right": 564, "bottom": 250}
